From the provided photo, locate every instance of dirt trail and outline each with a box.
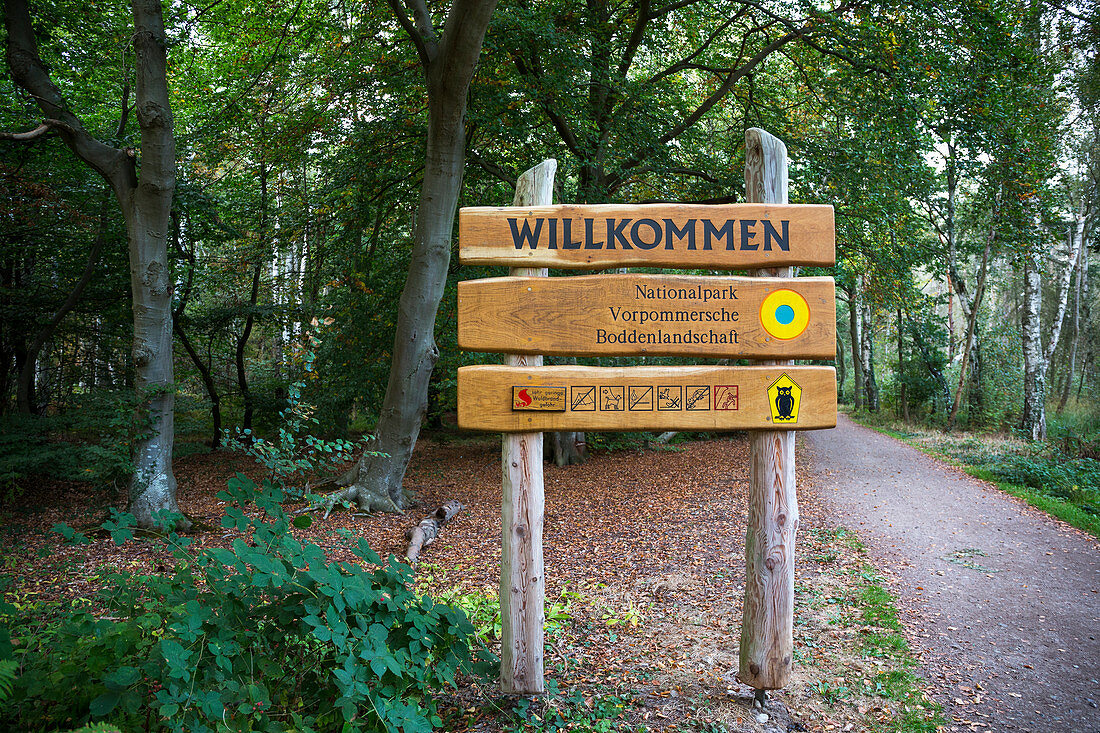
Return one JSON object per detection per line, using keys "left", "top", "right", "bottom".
{"left": 804, "top": 414, "right": 1100, "bottom": 733}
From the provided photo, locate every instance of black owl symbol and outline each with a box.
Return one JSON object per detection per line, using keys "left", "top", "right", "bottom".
{"left": 775, "top": 386, "right": 795, "bottom": 420}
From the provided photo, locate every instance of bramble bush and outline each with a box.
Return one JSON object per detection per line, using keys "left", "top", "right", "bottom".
{"left": 2, "top": 474, "right": 494, "bottom": 732}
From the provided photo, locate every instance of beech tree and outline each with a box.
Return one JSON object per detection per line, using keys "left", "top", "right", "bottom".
{"left": 325, "top": 0, "right": 499, "bottom": 512}
{"left": 4, "top": 0, "right": 182, "bottom": 527}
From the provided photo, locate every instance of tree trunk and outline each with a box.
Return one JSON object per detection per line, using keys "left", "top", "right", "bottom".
{"left": 175, "top": 319, "right": 222, "bottom": 449}
{"left": 1021, "top": 214, "right": 1083, "bottom": 440}
{"left": 860, "top": 292, "right": 877, "bottom": 412}
{"left": 1058, "top": 235, "right": 1085, "bottom": 412}
{"left": 236, "top": 259, "right": 262, "bottom": 433}
{"left": 846, "top": 283, "right": 863, "bottom": 410}
{"left": 1020, "top": 247, "right": 1046, "bottom": 440}
{"left": 546, "top": 358, "right": 587, "bottom": 466}
{"left": 5, "top": 0, "right": 182, "bottom": 528}
{"left": 896, "top": 308, "right": 908, "bottom": 421}
{"left": 342, "top": 0, "right": 499, "bottom": 511}
{"left": 835, "top": 332, "right": 847, "bottom": 403}
{"left": 124, "top": 0, "right": 181, "bottom": 527}
{"left": 967, "top": 339, "right": 983, "bottom": 422}
{"left": 947, "top": 233, "right": 993, "bottom": 430}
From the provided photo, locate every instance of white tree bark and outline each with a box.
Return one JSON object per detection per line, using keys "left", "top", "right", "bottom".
{"left": 1021, "top": 213, "right": 1084, "bottom": 440}
{"left": 860, "top": 283, "right": 878, "bottom": 411}
{"left": 1020, "top": 247, "right": 1046, "bottom": 440}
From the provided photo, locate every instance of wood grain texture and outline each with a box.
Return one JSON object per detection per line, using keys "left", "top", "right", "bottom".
{"left": 459, "top": 203, "right": 834, "bottom": 269}
{"left": 739, "top": 429, "right": 798, "bottom": 689}
{"left": 459, "top": 365, "right": 837, "bottom": 432}
{"left": 458, "top": 274, "right": 835, "bottom": 359}
{"left": 501, "top": 160, "right": 553, "bottom": 696}
{"left": 740, "top": 127, "right": 798, "bottom": 691}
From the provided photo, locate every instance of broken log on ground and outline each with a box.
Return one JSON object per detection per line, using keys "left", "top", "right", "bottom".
{"left": 405, "top": 500, "right": 464, "bottom": 564}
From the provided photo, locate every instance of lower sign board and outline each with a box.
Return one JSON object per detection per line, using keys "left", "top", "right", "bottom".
{"left": 458, "top": 365, "right": 837, "bottom": 432}
{"left": 457, "top": 273, "right": 835, "bottom": 359}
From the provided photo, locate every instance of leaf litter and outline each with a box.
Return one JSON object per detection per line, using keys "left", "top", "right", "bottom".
{"left": 0, "top": 433, "right": 939, "bottom": 732}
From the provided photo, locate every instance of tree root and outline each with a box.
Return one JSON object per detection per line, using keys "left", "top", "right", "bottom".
{"left": 300, "top": 480, "right": 403, "bottom": 519}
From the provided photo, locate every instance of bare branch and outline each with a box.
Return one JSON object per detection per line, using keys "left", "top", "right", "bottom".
{"left": 0, "top": 121, "right": 61, "bottom": 141}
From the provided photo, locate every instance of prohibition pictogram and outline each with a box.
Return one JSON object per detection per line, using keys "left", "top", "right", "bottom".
{"left": 714, "top": 385, "right": 739, "bottom": 410}
{"left": 628, "top": 386, "right": 653, "bottom": 411}
{"left": 686, "top": 386, "right": 711, "bottom": 411}
{"left": 600, "top": 386, "right": 624, "bottom": 411}
{"left": 657, "top": 386, "right": 682, "bottom": 410}
{"left": 570, "top": 386, "right": 596, "bottom": 411}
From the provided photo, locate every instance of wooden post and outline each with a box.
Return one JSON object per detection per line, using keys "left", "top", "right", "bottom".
{"left": 501, "top": 159, "right": 555, "bottom": 695}
{"left": 739, "top": 128, "right": 799, "bottom": 691}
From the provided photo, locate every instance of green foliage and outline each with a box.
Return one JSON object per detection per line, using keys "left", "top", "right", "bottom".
{"left": 0, "top": 659, "right": 16, "bottom": 702}
{"left": 1048, "top": 407, "right": 1100, "bottom": 459}
{"left": 4, "top": 474, "right": 494, "bottom": 732}
{"left": 511, "top": 688, "right": 643, "bottom": 733}
{"left": 0, "top": 390, "right": 139, "bottom": 504}
{"left": 229, "top": 326, "right": 373, "bottom": 495}
{"left": 988, "top": 454, "right": 1100, "bottom": 505}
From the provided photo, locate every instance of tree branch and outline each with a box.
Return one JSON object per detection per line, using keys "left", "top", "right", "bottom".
{"left": 616, "top": 0, "right": 651, "bottom": 78}
{"left": 510, "top": 50, "right": 584, "bottom": 156}
{"left": 612, "top": 26, "right": 804, "bottom": 189}
{"left": 4, "top": 0, "right": 130, "bottom": 188}
{"left": 468, "top": 148, "right": 517, "bottom": 186}
{"left": 0, "top": 120, "right": 69, "bottom": 141}
{"left": 386, "top": 0, "right": 433, "bottom": 66}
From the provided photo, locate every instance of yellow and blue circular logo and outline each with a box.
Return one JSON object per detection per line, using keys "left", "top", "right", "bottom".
{"left": 759, "top": 289, "right": 810, "bottom": 340}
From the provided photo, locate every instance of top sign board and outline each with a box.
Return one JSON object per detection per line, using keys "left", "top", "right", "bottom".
{"left": 459, "top": 203, "right": 834, "bottom": 270}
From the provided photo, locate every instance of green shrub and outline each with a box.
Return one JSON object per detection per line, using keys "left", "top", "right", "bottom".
{"left": 3, "top": 474, "right": 494, "bottom": 732}
{"left": 228, "top": 325, "right": 372, "bottom": 496}
{"left": 0, "top": 390, "right": 138, "bottom": 503}
{"left": 989, "top": 454, "right": 1100, "bottom": 504}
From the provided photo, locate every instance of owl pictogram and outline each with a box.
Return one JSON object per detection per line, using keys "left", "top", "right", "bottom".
{"left": 774, "top": 386, "right": 795, "bottom": 420}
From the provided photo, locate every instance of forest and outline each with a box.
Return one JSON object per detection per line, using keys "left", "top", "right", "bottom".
{"left": 0, "top": 0, "right": 1097, "bottom": 730}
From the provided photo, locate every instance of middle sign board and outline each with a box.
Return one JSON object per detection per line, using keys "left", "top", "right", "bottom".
{"left": 457, "top": 273, "right": 835, "bottom": 359}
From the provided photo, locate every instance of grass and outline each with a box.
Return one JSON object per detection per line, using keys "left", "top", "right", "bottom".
{"left": 797, "top": 527, "right": 943, "bottom": 733}
{"left": 845, "top": 408, "right": 1100, "bottom": 539}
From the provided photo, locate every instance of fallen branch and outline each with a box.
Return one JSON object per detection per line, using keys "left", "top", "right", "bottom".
{"left": 654, "top": 431, "right": 678, "bottom": 445}
{"left": 405, "top": 500, "right": 464, "bottom": 564}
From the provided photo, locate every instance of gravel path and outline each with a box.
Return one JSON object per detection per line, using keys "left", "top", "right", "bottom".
{"left": 803, "top": 414, "right": 1100, "bottom": 733}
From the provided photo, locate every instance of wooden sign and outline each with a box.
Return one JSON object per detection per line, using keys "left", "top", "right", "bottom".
{"left": 458, "top": 365, "right": 837, "bottom": 432}
{"left": 459, "top": 203, "right": 834, "bottom": 270}
{"left": 457, "top": 273, "right": 835, "bottom": 359}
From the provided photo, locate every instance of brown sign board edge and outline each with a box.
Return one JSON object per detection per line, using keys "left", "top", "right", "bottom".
{"left": 459, "top": 203, "right": 835, "bottom": 270}
{"left": 458, "top": 364, "right": 837, "bottom": 432}
{"left": 457, "top": 273, "right": 836, "bottom": 360}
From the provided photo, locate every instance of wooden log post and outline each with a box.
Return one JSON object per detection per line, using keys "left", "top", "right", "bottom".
{"left": 501, "top": 159, "right": 555, "bottom": 695}
{"left": 739, "top": 128, "right": 799, "bottom": 691}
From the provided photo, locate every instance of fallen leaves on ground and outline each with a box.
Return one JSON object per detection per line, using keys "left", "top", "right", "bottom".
{"left": 1, "top": 433, "right": 938, "bottom": 732}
